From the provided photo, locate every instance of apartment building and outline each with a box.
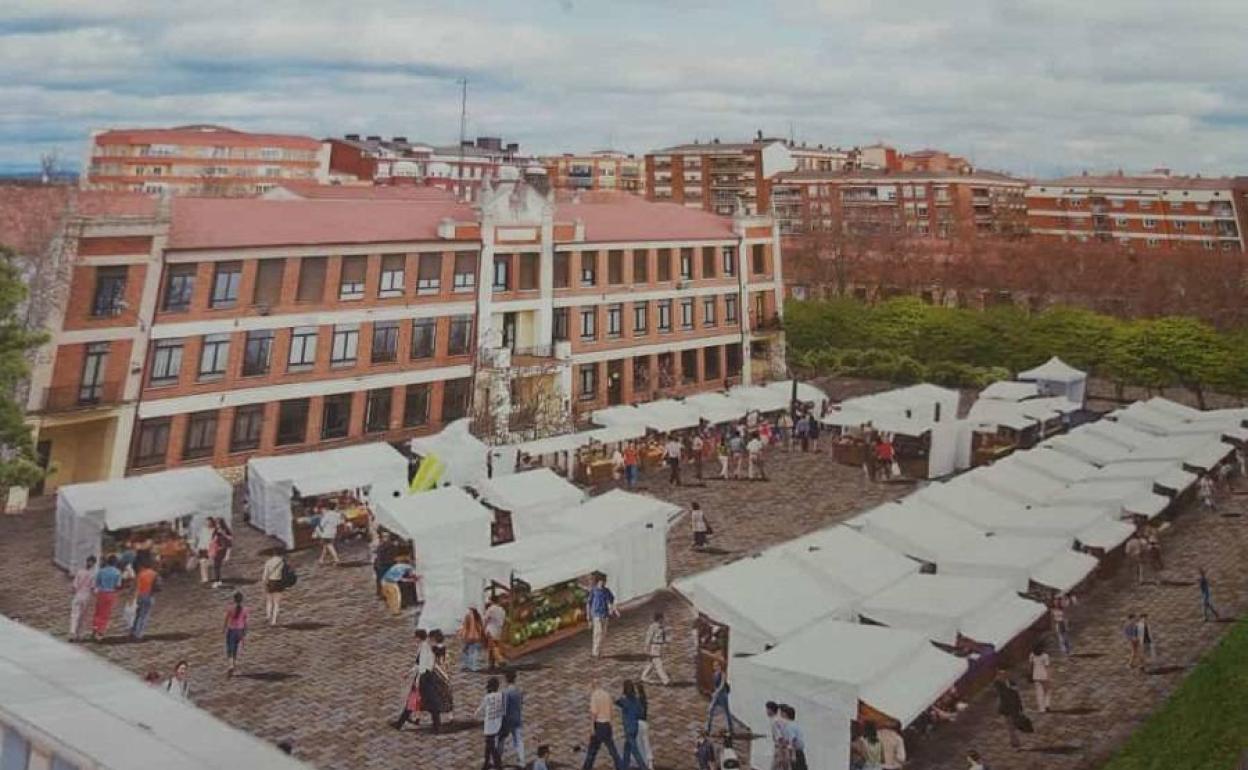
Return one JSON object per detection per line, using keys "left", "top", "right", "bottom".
{"left": 857, "top": 144, "right": 971, "bottom": 174}
{"left": 22, "top": 178, "right": 784, "bottom": 493}
{"left": 84, "top": 124, "right": 328, "bottom": 196}
{"left": 645, "top": 136, "right": 854, "bottom": 216}
{"left": 325, "top": 135, "right": 533, "bottom": 202}
{"left": 1027, "top": 171, "right": 1248, "bottom": 251}
{"left": 771, "top": 169, "right": 1028, "bottom": 238}
{"left": 542, "top": 151, "right": 645, "bottom": 194}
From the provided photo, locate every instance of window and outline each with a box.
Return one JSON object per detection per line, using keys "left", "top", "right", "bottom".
{"left": 296, "top": 256, "right": 327, "bottom": 302}
{"left": 657, "top": 300, "right": 672, "bottom": 332}
{"left": 701, "top": 246, "right": 716, "bottom": 278}
{"left": 554, "top": 252, "right": 571, "bottom": 288}
{"left": 704, "top": 346, "right": 721, "bottom": 379}
{"left": 448, "top": 315, "right": 473, "bottom": 355}
{"left": 403, "top": 383, "right": 431, "bottom": 427}
{"left": 198, "top": 333, "right": 230, "bottom": 380}
{"left": 722, "top": 246, "right": 737, "bottom": 276}
{"left": 607, "top": 304, "right": 623, "bottom": 337}
{"left": 703, "top": 296, "right": 718, "bottom": 326}
{"left": 657, "top": 249, "right": 672, "bottom": 281}
{"left": 513, "top": 253, "right": 537, "bottom": 291}
{"left": 553, "top": 307, "right": 569, "bottom": 341}
{"left": 681, "top": 349, "right": 698, "bottom": 383}
{"left": 410, "top": 318, "right": 437, "bottom": 359}
{"left": 752, "top": 244, "right": 766, "bottom": 274}
{"left": 149, "top": 339, "right": 183, "bottom": 385}
{"left": 679, "top": 248, "right": 693, "bottom": 280}
{"left": 288, "top": 326, "right": 318, "bottom": 370}
{"left": 241, "top": 330, "right": 274, "bottom": 376}
{"left": 91, "top": 267, "right": 127, "bottom": 317}
{"left": 441, "top": 378, "right": 472, "bottom": 421}
{"left": 330, "top": 324, "right": 359, "bottom": 366}
{"left": 724, "top": 293, "right": 738, "bottom": 323}
{"left": 380, "top": 254, "right": 406, "bottom": 297}
{"left": 230, "top": 405, "right": 263, "bottom": 452}
{"left": 726, "top": 343, "right": 742, "bottom": 376}
{"left": 1147, "top": 237, "right": 1161, "bottom": 248}
{"left": 608, "top": 250, "right": 625, "bottom": 284}
{"left": 162, "top": 265, "right": 195, "bottom": 312}
{"left": 1174, "top": 220, "right": 1187, "bottom": 231}
{"left": 1143, "top": 218, "right": 1158, "bottom": 229}
{"left": 578, "top": 364, "right": 598, "bottom": 401}
{"left": 366, "top": 388, "right": 393, "bottom": 433}
{"left": 321, "top": 393, "right": 352, "bottom": 439}
{"left": 339, "top": 256, "right": 366, "bottom": 300}
{"left": 493, "top": 254, "right": 511, "bottom": 290}
{"left": 276, "top": 398, "right": 310, "bottom": 446}
{"left": 453, "top": 252, "right": 477, "bottom": 292}
{"left": 580, "top": 251, "right": 598, "bottom": 285}
{"left": 1115, "top": 217, "right": 1129, "bottom": 227}
{"left": 371, "top": 321, "right": 399, "bottom": 363}
{"left": 680, "top": 298, "right": 695, "bottom": 329}
{"left": 252, "top": 259, "right": 284, "bottom": 307}
{"left": 183, "top": 411, "right": 218, "bottom": 459}
{"left": 210, "top": 262, "right": 241, "bottom": 308}
{"left": 580, "top": 307, "right": 598, "bottom": 340}
{"left": 1203, "top": 239, "right": 1215, "bottom": 250}
{"left": 133, "top": 418, "right": 171, "bottom": 467}
{"left": 632, "top": 250, "right": 649, "bottom": 282}
{"left": 633, "top": 356, "right": 651, "bottom": 391}
{"left": 79, "top": 342, "right": 109, "bottom": 403}
{"left": 633, "top": 301, "right": 649, "bottom": 334}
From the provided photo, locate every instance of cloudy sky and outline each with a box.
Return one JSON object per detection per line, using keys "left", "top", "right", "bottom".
{"left": 3, "top": 0, "right": 1247, "bottom": 177}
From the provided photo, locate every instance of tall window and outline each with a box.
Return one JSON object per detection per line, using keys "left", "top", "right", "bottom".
{"left": 726, "top": 343, "right": 742, "bottom": 376}
{"left": 79, "top": 342, "right": 109, "bottom": 403}
{"left": 321, "top": 393, "right": 352, "bottom": 439}
{"left": 493, "top": 254, "right": 511, "bottom": 291}
{"left": 183, "top": 411, "right": 218, "bottom": 460}
{"left": 724, "top": 293, "right": 739, "bottom": 324}
{"left": 134, "top": 418, "right": 171, "bottom": 467}
{"left": 608, "top": 250, "right": 625, "bottom": 285}
{"left": 633, "top": 355, "right": 651, "bottom": 391}
{"left": 679, "top": 248, "right": 693, "bottom": 280}
{"left": 252, "top": 259, "right": 284, "bottom": 307}
{"left": 447, "top": 315, "right": 473, "bottom": 355}
{"left": 553, "top": 308, "right": 569, "bottom": 341}
{"left": 632, "top": 250, "right": 649, "bottom": 282}
{"left": 92, "top": 267, "right": 127, "bottom": 317}
{"left": 230, "top": 405, "right": 263, "bottom": 452}
{"left": 519, "top": 253, "right": 539, "bottom": 290}
{"left": 411, "top": 318, "right": 436, "bottom": 359}
{"left": 722, "top": 246, "right": 737, "bottom": 277}
{"left": 681, "top": 349, "right": 698, "bottom": 383}
{"left": 242, "top": 330, "right": 274, "bottom": 376}
{"left": 578, "top": 364, "right": 597, "bottom": 400}
{"left": 441, "top": 378, "right": 471, "bottom": 421}
{"left": 633, "top": 301, "right": 649, "bottom": 334}
{"left": 162, "top": 265, "right": 195, "bottom": 312}
{"left": 288, "top": 326, "right": 318, "bottom": 370}
{"left": 580, "top": 307, "right": 597, "bottom": 340}
{"left": 198, "top": 334, "right": 230, "bottom": 380}
{"left": 380, "top": 254, "right": 406, "bottom": 297}
{"left": 371, "top": 321, "right": 399, "bottom": 363}
{"left": 704, "top": 346, "right": 721, "bottom": 379}
{"left": 403, "top": 383, "right": 431, "bottom": 427}
{"left": 339, "top": 256, "right": 366, "bottom": 300}
{"left": 453, "top": 253, "right": 477, "bottom": 292}
{"left": 149, "top": 339, "right": 183, "bottom": 385}
{"left": 752, "top": 244, "right": 766, "bottom": 274}
{"left": 210, "top": 262, "right": 241, "bottom": 308}
{"left": 365, "top": 388, "right": 393, "bottom": 433}
{"left": 657, "top": 300, "right": 672, "bottom": 332}
{"left": 296, "top": 256, "right": 327, "bottom": 301}
{"left": 701, "top": 246, "right": 716, "bottom": 278}
{"left": 703, "top": 296, "right": 718, "bottom": 326}
{"left": 276, "top": 398, "right": 310, "bottom": 446}
{"left": 580, "top": 251, "right": 598, "bottom": 285}
{"left": 680, "top": 298, "right": 695, "bottom": 329}
{"left": 330, "top": 324, "right": 359, "bottom": 366}
{"left": 657, "top": 249, "right": 672, "bottom": 281}
{"left": 417, "top": 253, "right": 442, "bottom": 294}
{"left": 554, "top": 252, "right": 571, "bottom": 288}
{"left": 607, "top": 304, "right": 623, "bottom": 337}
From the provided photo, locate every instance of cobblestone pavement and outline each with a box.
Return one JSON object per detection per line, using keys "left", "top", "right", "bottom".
{"left": 0, "top": 445, "right": 909, "bottom": 770}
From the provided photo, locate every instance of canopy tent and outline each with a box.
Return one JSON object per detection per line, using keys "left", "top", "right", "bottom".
{"left": 726, "top": 384, "right": 791, "bottom": 413}
{"left": 372, "top": 487, "right": 494, "bottom": 630}
{"left": 1042, "top": 429, "right": 1133, "bottom": 466}
{"left": 633, "top": 399, "right": 702, "bottom": 433}
{"left": 461, "top": 531, "right": 619, "bottom": 611}
{"left": 683, "top": 392, "right": 750, "bottom": 425}
{"left": 1050, "top": 480, "right": 1171, "bottom": 520}
{"left": 247, "top": 443, "right": 408, "bottom": 548}
{"left": 835, "top": 383, "right": 960, "bottom": 424}
{"left": 1074, "top": 516, "right": 1136, "bottom": 551}
{"left": 769, "top": 526, "right": 920, "bottom": 602}
{"left": 55, "top": 468, "right": 233, "bottom": 570}
{"left": 853, "top": 499, "right": 986, "bottom": 564}
{"left": 858, "top": 573, "right": 1045, "bottom": 649}
{"left": 1117, "top": 433, "right": 1233, "bottom": 471}
{"left": 936, "top": 535, "right": 1092, "bottom": 592}
{"left": 765, "top": 380, "right": 829, "bottom": 412}
{"left": 583, "top": 424, "right": 649, "bottom": 445}
{"left": 1017, "top": 357, "right": 1088, "bottom": 404}
{"left": 730, "top": 620, "right": 965, "bottom": 770}
{"left": 550, "top": 490, "right": 680, "bottom": 604}
{"left": 979, "top": 380, "right": 1041, "bottom": 402}
{"left": 511, "top": 431, "right": 593, "bottom": 458}
{"left": 1029, "top": 549, "right": 1101, "bottom": 593}
{"left": 471, "top": 468, "right": 586, "bottom": 538}
{"left": 964, "top": 400, "right": 1042, "bottom": 432}
{"left": 590, "top": 404, "right": 649, "bottom": 429}
{"left": 1143, "top": 396, "right": 1206, "bottom": 421}
{"left": 408, "top": 418, "right": 493, "bottom": 488}
{"left": 916, "top": 479, "right": 1105, "bottom": 541}
{"left": 1019, "top": 396, "right": 1083, "bottom": 417}
{"left": 1089, "top": 461, "right": 1198, "bottom": 496}
{"left": 960, "top": 463, "right": 1067, "bottom": 506}
{"left": 0, "top": 616, "right": 313, "bottom": 770}
{"left": 672, "top": 554, "right": 857, "bottom": 657}
{"left": 1006, "top": 449, "right": 1096, "bottom": 484}
{"left": 1081, "top": 420, "right": 1157, "bottom": 450}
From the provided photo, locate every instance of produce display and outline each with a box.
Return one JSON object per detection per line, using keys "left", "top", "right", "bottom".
{"left": 504, "top": 580, "right": 589, "bottom": 648}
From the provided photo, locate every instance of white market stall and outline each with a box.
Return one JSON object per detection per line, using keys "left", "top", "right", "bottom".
{"left": 1088, "top": 461, "right": 1198, "bottom": 497}
{"left": 1082, "top": 419, "right": 1161, "bottom": 450}
{"left": 1043, "top": 428, "right": 1133, "bottom": 467}
{"left": 823, "top": 410, "right": 961, "bottom": 479}
{"left": 979, "top": 380, "right": 1041, "bottom": 403}
{"left": 960, "top": 463, "right": 1067, "bottom": 507}
{"left": 916, "top": 478, "right": 1107, "bottom": 542}
{"left": 726, "top": 384, "right": 791, "bottom": 414}
{"left": 1017, "top": 356, "right": 1088, "bottom": 405}
{"left": 409, "top": 418, "right": 494, "bottom": 489}
{"left": 372, "top": 487, "right": 494, "bottom": 630}
{"left": 765, "top": 379, "right": 829, "bottom": 413}
{"left": 633, "top": 399, "right": 703, "bottom": 433}
{"left": 54, "top": 467, "right": 232, "bottom": 572}
{"left": 769, "top": 525, "right": 921, "bottom": 602}
{"left": 1008, "top": 448, "right": 1097, "bottom": 484}
{"left": 683, "top": 392, "right": 750, "bottom": 425}
{"left": 247, "top": 442, "right": 408, "bottom": 549}
{"left": 1050, "top": 480, "right": 1173, "bottom": 520}
{"left": 471, "top": 467, "right": 587, "bottom": 540}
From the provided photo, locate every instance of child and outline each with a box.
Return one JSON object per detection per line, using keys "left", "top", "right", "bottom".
{"left": 532, "top": 745, "right": 551, "bottom": 770}
{"left": 696, "top": 729, "right": 716, "bottom": 770}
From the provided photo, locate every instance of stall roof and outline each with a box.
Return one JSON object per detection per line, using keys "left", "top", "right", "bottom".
{"left": 821, "top": 409, "right": 933, "bottom": 436}
{"left": 961, "top": 463, "right": 1067, "bottom": 506}
{"left": 408, "top": 419, "right": 491, "bottom": 486}
{"left": 1042, "top": 429, "right": 1133, "bottom": 466}
{"left": 1030, "top": 549, "right": 1100, "bottom": 593}
{"left": 1018, "top": 357, "right": 1086, "bottom": 384}
{"left": 1075, "top": 517, "right": 1136, "bottom": 551}
{"left": 373, "top": 486, "right": 493, "bottom": 540}
{"left": 590, "top": 404, "right": 650, "bottom": 428}
{"left": 58, "top": 467, "right": 231, "bottom": 531}
{"left": 584, "top": 423, "right": 649, "bottom": 444}
{"left": 858, "top": 574, "right": 1020, "bottom": 646}
{"left": 683, "top": 392, "right": 750, "bottom": 424}
{"left": 472, "top": 467, "right": 586, "bottom": 512}
{"left": 553, "top": 489, "right": 682, "bottom": 533}
{"left": 766, "top": 380, "right": 829, "bottom": 407}
{"left": 1182, "top": 440, "right": 1236, "bottom": 472}
{"left": 917, "top": 480, "right": 1103, "bottom": 540}
{"left": 770, "top": 526, "right": 920, "bottom": 600}
{"left": 962, "top": 593, "right": 1050, "bottom": 649}
{"left": 980, "top": 381, "right": 1041, "bottom": 402}
{"left": 1006, "top": 449, "right": 1097, "bottom": 484}
{"left": 1090, "top": 461, "right": 1198, "bottom": 494}
{"left": 856, "top": 500, "right": 986, "bottom": 564}
{"left": 1082, "top": 420, "right": 1158, "bottom": 449}
{"left": 463, "top": 531, "right": 616, "bottom": 593}
{"left": 727, "top": 384, "right": 791, "bottom": 413}
{"left": 250, "top": 442, "right": 408, "bottom": 498}
{"left": 1122, "top": 434, "right": 1230, "bottom": 467}
{"left": 512, "top": 432, "right": 592, "bottom": 457}
{"left": 938, "top": 535, "right": 1081, "bottom": 592}
{"left": 965, "top": 401, "right": 1038, "bottom": 431}
{"left": 634, "top": 399, "right": 702, "bottom": 432}
{"left": 1020, "top": 396, "right": 1082, "bottom": 417}
{"left": 1051, "top": 480, "right": 1170, "bottom": 520}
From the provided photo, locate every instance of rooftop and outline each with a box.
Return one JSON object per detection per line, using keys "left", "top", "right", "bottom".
{"left": 93, "top": 125, "right": 321, "bottom": 150}
{"left": 265, "top": 181, "right": 458, "bottom": 203}
{"left": 775, "top": 168, "right": 1025, "bottom": 184}
{"left": 555, "top": 196, "right": 737, "bottom": 242}
{"left": 1032, "top": 173, "right": 1247, "bottom": 192}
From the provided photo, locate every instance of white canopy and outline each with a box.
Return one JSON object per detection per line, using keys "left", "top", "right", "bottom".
{"left": 472, "top": 468, "right": 586, "bottom": 538}
{"left": 590, "top": 404, "right": 650, "bottom": 428}
{"left": 1080, "top": 420, "right": 1157, "bottom": 450}
{"left": 1075, "top": 517, "right": 1137, "bottom": 551}
{"left": 1043, "top": 429, "right": 1133, "bottom": 466}
{"left": 1029, "top": 549, "right": 1101, "bottom": 593}
{"left": 1050, "top": 480, "right": 1171, "bottom": 520}
{"left": 1017, "top": 357, "right": 1088, "bottom": 403}
{"left": 247, "top": 442, "right": 408, "bottom": 548}
{"left": 765, "top": 380, "right": 829, "bottom": 410}
{"left": 55, "top": 468, "right": 233, "bottom": 570}
{"left": 634, "top": 399, "right": 703, "bottom": 433}
{"left": 730, "top": 620, "right": 965, "bottom": 770}
{"left": 583, "top": 424, "right": 649, "bottom": 445}
{"left": 727, "top": 384, "right": 791, "bottom": 413}
{"left": 936, "top": 535, "right": 1089, "bottom": 592}
{"left": 855, "top": 499, "right": 986, "bottom": 564}
{"left": 512, "top": 432, "right": 592, "bottom": 457}
{"left": 0, "top": 616, "right": 312, "bottom": 770}
{"left": 917, "top": 479, "right": 1104, "bottom": 541}
{"left": 769, "top": 526, "right": 920, "bottom": 601}
{"left": 461, "top": 531, "right": 618, "bottom": 610}
{"left": 409, "top": 418, "right": 493, "bottom": 487}
{"left": 965, "top": 400, "right": 1041, "bottom": 431}
{"left": 961, "top": 463, "right": 1067, "bottom": 506}
{"left": 859, "top": 573, "right": 1044, "bottom": 648}
{"left": 1007, "top": 449, "right": 1096, "bottom": 484}
{"left": 979, "top": 381, "right": 1041, "bottom": 402}
{"left": 1090, "top": 461, "right": 1198, "bottom": 495}
{"left": 1143, "top": 396, "right": 1206, "bottom": 420}
{"left": 683, "top": 392, "right": 750, "bottom": 424}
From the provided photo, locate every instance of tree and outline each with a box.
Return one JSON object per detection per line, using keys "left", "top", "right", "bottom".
{"left": 0, "top": 245, "right": 50, "bottom": 488}
{"left": 1136, "top": 317, "right": 1230, "bottom": 409}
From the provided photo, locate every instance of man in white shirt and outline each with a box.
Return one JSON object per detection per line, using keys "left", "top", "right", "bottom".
{"left": 475, "top": 677, "right": 506, "bottom": 769}
{"left": 640, "top": 611, "right": 671, "bottom": 686}
{"left": 193, "top": 518, "right": 216, "bottom": 584}
{"left": 747, "top": 434, "right": 767, "bottom": 481}
{"left": 315, "top": 503, "right": 344, "bottom": 566}
{"left": 692, "top": 434, "right": 705, "bottom": 480}
{"left": 483, "top": 598, "right": 508, "bottom": 671}
{"left": 69, "top": 555, "right": 97, "bottom": 641}
{"left": 664, "top": 437, "right": 683, "bottom": 486}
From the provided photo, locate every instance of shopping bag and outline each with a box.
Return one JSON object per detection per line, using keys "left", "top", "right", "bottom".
{"left": 890, "top": 460, "right": 901, "bottom": 478}
{"left": 405, "top": 683, "right": 423, "bottom": 712}
{"left": 122, "top": 600, "right": 137, "bottom": 628}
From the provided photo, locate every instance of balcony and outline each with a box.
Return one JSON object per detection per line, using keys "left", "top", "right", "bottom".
{"left": 37, "top": 382, "right": 125, "bottom": 413}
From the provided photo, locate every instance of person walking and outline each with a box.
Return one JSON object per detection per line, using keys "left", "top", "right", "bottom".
{"left": 691, "top": 502, "right": 711, "bottom": 552}
{"left": 623, "top": 442, "right": 640, "bottom": 488}
{"left": 795, "top": 413, "right": 810, "bottom": 453}
{"left": 1198, "top": 474, "right": 1217, "bottom": 511}
{"left": 858, "top": 722, "right": 884, "bottom": 769}
{"left": 1125, "top": 532, "right": 1146, "bottom": 585}
{"left": 261, "top": 550, "right": 290, "bottom": 626}
{"left": 781, "top": 705, "right": 808, "bottom": 770}
{"left": 636, "top": 682, "right": 654, "bottom": 770}
{"left": 1051, "top": 594, "right": 1075, "bottom": 655}
{"left": 586, "top": 574, "right": 619, "bottom": 658}
{"left": 695, "top": 729, "right": 715, "bottom": 770}
{"left": 765, "top": 702, "right": 792, "bottom": 770}
{"left": 1029, "top": 642, "right": 1052, "bottom": 713}
{"left": 808, "top": 412, "right": 822, "bottom": 452}
{"left": 483, "top": 597, "right": 508, "bottom": 671}
{"left": 731, "top": 430, "right": 748, "bottom": 479}
{"left": 1199, "top": 568, "right": 1221, "bottom": 621}
{"left": 879, "top": 723, "right": 905, "bottom": 770}
{"left": 314, "top": 502, "right": 343, "bottom": 566}
{"left": 716, "top": 439, "right": 730, "bottom": 480}
{"left": 164, "top": 660, "right": 191, "bottom": 702}
{"left": 90, "top": 555, "right": 123, "bottom": 641}
{"left": 208, "top": 518, "right": 232, "bottom": 588}
{"left": 420, "top": 639, "right": 455, "bottom": 734}
{"left": 129, "top": 557, "right": 160, "bottom": 640}
{"left": 583, "top": 681, "right": 623, "bottom": 770}
{"left": 474, "top": 677, "right": 506, "bottom": 770}
{"left": 640, "top": 612, "right": 671, "bottom": 686}
{"left": 778, "top": 411, "right": 793, "bottom": 451}
{"left": 500, "top": 669, "right": 526, "bottom": 768}
{"left": 615, "top": 680, "right": 649, "bottom": 770}
{"left": 391, "top": 630, "right": 433, "bottom": 731}
{"left": 380, "top": 561, "right": 418, "bottom": 615}
{"left": 747, "top": 432, "right": 767, "bottom": 481}
{"left": 223, "top": 591, "right": 249, "bottom": 676}
{"left": 664, "top": 435, "right": 683, "bottom": 486}
{"left": 1139, "top": 613, "right": 1157, "bottom": 670}
{"left": 993, "top": 671, "right": 1026, "bottom": 749}
{"left": 69, "top": 555, "right": 97, "bottom": 641}
{"left": 194, "top": 518, "right": 216, "bottom": 584}
{"left": 1124, "top": 613, "right": 1142, "bottom": 669}
{"left": 460, "top": 607, "right": 487, "bottom": 672}
{"left": 705, "top": 660, "right": 734, "bottom": 738}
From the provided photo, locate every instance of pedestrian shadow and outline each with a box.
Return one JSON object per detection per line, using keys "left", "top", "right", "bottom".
{"left": 1219, "top": 512, "right": 1242, "bottom": 518}
{"left": 1069, "top": 652, "right": 1105, "bottom": 659}
{"left": 1215, "top": 616, "right": 1238, "bottom": 623}
{"left": 334, "top": 559, "right": 372, "bottom": 568}
{"left": 1146, "top": 665, "right": 1187, "bottom": 675}
{"left": 606, "top": 653, "right": 651, "bottom": 663}
{"left": 1025, "top": 744, "right": 1083, "bottom": 755}
{"left": 498, "top": 661, "right": 546, "bottom": 673}
{"left": 281, "top": 621, "right": 332, "bottom": 631}
{"left": 697, "top": 547, "right": 735, "bottom": 556}
{"left": 95, "top": 632, "right": 193, "bottom": 645}
{"left": 219, "top": 577, "right": 258, "bottom": 587}
{"left": 1047, "top": 707, "right": 1099, "bottom": 716}
{"left": 427, "top": 720, "right": 479, "bottom": 735}
{"left": 1158, "top": 579, "right": 1196, "bottom": 587}
{"left": 238, "top": 671, "right": 300, "bottom": 682}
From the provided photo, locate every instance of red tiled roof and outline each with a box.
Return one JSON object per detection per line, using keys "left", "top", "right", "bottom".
{"left": 168, "top": 198, "right": 475, "bottom": 251}
{"left": 94, "top": 126, "right": 321, "bottom": 150}
{"left": 555, "top": 198, "right": 737, "bottom": 242}
{"left": 75, "top": 191, "right": 160, "bottom": 217}
{"left": 270, "top": 181, "right": 458, "bottom": 202}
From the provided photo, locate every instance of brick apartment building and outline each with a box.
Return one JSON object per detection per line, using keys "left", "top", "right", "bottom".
{"left": 83, "top": 125, "right": 328, "bottom": 196}
{"left": 1027, "top": 170, "right": 1248, "bottom": 251}
{"left": 21, "top": 179, "right": 784, "bottom": 495}
{"left": 857, "top": 144, "right": 972, "bottom": 174}
{"left": 542, "top": 151, "right": 645, "bottom": 194}
{"left": 324, "top": 135, "right": 534, "bottom": 202}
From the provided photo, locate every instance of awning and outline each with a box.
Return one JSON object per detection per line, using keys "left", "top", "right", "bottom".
{"left": 1076, "top": 517, "right": 1136, "bottom": 551}
{"left": 1032, "top": 550, "right": 1099, "bottom": 592}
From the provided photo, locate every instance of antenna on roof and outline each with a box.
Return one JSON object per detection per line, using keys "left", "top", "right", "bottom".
{"left": 457, "top": 77, "right": 468, "bottom": 202}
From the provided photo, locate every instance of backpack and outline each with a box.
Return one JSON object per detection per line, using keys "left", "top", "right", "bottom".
{"left": 280, "top": 562, "right": 298, "bottom": 588}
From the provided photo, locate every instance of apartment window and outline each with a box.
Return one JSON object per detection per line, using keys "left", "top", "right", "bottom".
{"left": 183, "top": 411, "right": 218, "bottom": 460}
{"left": 365, "top": 388, "right": 393, "bottom": 433}
{"left": 681, "top": 349, "right": 698, "bottom": 383}
{"left": 380, "top": 254, "right": 406, "bottom": 297}
{"left": 441, "top": 378, "right": 472, "bottom": 421}
{"left": 149, "top": 339, "right": 183, "bottom": 385}
{"left": 632, "top": 250, "right": 649, "bottom": 282}
{"left": 230, "top": 405, "right": 263, "bottom": 452}
{"left": 1203, "top": 239, "right": 1215, "bottom": 250}
{"left": 580, "top": 307, "right": 598, "bottom": 340}
{"left": 580, "top": 251, "right": 598, "bottom": 285}
{"left": 210, "top": 262, "right": 241, "bottom": 308}
{"left": 92, "top": 267, "right": 127, "bottom": 317}
{"left": 276, "top": 398, "right": 310, "bottom": 446}
{"left": 448, "top": 315, "right": 473, "bottom": 355}
{"left": 1140, "top": 200, "right": 1153, "bottom": 210}
{"left": 608, "top": 250, "right": 625, "bottom": 285}
{"left": 331, "top": 324, "right": 359, "bottom": 366}
{"left": 134, "top": 418, "right": 171, "bottom": 467}
{"left": 398, "top": 318, "right": 433, "bottom": 361}
{"left": 519, "top": 253, "right": 539, "bottom": 290}
{"left": 453, "top": 253, "right": 477, "bottom": 292}
{"left": 241, "top": 330, "right": 274, "bottom": 376}
{"left": 607, "top": 304, "right": 623, "bottom": 337}
{"left": 725, "top": 293, "right": 738, "bottom": 324}
{"left": 633, "top": 356, "right": 651, "bottom": 391}
{"left": 657, "top": 249, "right": 672, "bottom": 281}
{"left": 722, "top": 246, "right": 737, "bottom": 276}
{"left": 1174, "top": 220, "right": 1187, "bottom": 231}
{"left": 198, "top": 333, "right": 230, "bottom": 380}
{"left": 679, "top": 248, "right": 693, "bottom": 280}
{"left": 701, "top": 246, "right": 716, "bottom": 278}
{"left": 680, "top": 298, "right": 695, "bottom": 329}
{"left": 493, "top": 254, "right": 511, "bottom": 291}
{"left": 554, "top": 252, "right": 571, "bottom": 288}
{"left": 288, "top": 326, "right": 318, "bottom": 370}
{"left": 578, "top": 364, "right": 598, "bottom": 401}
{"left": 296, "top": 256, "right": 327, "bottom": 302}
{"left": 703, "top": 296, "right": 718, "bottom": 326}
{"left": 1143, "top": 218, "right": 1158, "bottom": 229}
{"left": 553, "top": 307, "right": 569, "bottom": 341}
{"left": 371, "top": 321, "right": 399, "bottom": 363}
{"left": 1115, "top": 217, "right": 1129, "bottom": 227}
{"left": 162, "top": 265, "right": 195, "bottom": 312}
{"left": 339, "top": 256, "right": 366, "bottom": 300}
{"left": 317, "top": 393, "right": 352, "bottom": 440}
{"left": 634, "top": 301, "right": 649, "bottom": 334}
{"left": 752, "top": 244, "right": 766, "bottom": 274}
{"left": 253, "top": 259, "right": 284, "bottom": 307}
{"left": 79, "top": 342, "right": 109, "bottom": 403}
{"left": 704, "top": 346, "right": 721, "bottom": 380}
{"left": 404, "top": 383, "right": 431, "bottom": 427}
{"left": 1147, "top": 237, "right": 1161, "bottom": 248}
{"left": 726, "top": 343, "right": 742, "bottom": 376}
{"left": 657, "top": 299, "right": 672, "bottom": 332}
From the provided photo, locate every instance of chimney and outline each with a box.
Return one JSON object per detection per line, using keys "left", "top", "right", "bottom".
{"left": 462, "top": 140, "right": 474, "bottom": 148}
{"left": 392, "top": 136, "right": 407, "bottom": 143}
{"left": 713, "top": 137, "right": 720, "bottom": 144}
{"left": 756, "top": 129, "right": 763, "bottom": 141}
{"left": 366, "top": 135, "right": 381, "bottom": 142}
{"left": 345, "top": 133, "right": 360, "bottom": 141}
